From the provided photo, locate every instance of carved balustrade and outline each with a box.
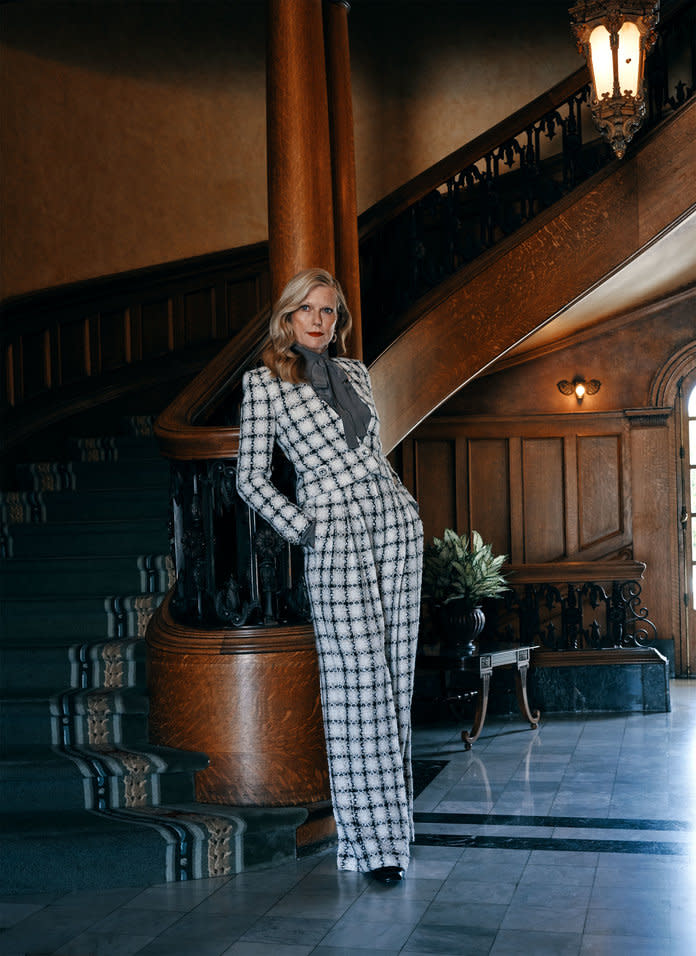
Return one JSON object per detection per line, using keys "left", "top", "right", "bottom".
{"left": 484, "top": 561, "right": 658, "bottom": 652}
{"left": 168, "top": 455, "right": 311, "bottom": 629}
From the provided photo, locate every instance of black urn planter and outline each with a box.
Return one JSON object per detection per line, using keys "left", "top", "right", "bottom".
{"left": 437, "top": 598, "right": 486, "bottom": 656}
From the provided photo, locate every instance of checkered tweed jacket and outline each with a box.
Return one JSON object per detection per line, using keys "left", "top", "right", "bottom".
{"left": 236, "top": 359, "right": 405, "bottom": 545}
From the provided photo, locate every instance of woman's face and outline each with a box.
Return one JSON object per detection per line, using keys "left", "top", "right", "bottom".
{"left": 290, "top": 284, "right": 338, "bottom": 354}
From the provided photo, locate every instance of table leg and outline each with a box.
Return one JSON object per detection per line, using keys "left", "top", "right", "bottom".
{"left": 515, "top": 662, "right": 540, "bottom": 729}
{"left": 462, "top": 671, "right": 490, "bottom": 750}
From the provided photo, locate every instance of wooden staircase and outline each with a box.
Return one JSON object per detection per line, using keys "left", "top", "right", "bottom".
{"left": 0, "top": 421, "right": 306, "bottom": 893}
{"left": 1, "top": 4, "right": 694, "bottom": 890}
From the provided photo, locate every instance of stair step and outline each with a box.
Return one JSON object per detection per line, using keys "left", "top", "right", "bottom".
{"left": 2, "top": 517, "right": 169, "bottom": 558}
{"left": 1, "top": 637, "right": 146, "bottom": 694}
{"left": 0, "top": 592, "right": 166, "bottom": 639}
{"left": 15, "top": 458, "right": 170, "bottom": 493}
{"left": 66, "top": 434, "right": 162, "bottom": 462}
{"left": 0, "top": 801, "right": 310, "bottom": 893}
{"left": 0, "top": 554, "right": 172, "bottom": 597}
{"left": 0, "top": 745, "right": 209, "bottom": 812}
{"left": 0, "top": 804, "right": 246, "bottom": 893}
{"left": 1, "top": 487, "right": 169, "bottom": 524}
{"left": 1, "top": 688, "right": 151, "bottom": 755}
{"left": 0, "top": 419, "right": 314, "bottom": 896}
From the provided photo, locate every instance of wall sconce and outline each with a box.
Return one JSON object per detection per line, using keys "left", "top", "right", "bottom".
{"left": 558, "top": 378, "right": 601, "bottom": 402}
{"left": 569, "top": 0, "right": 660, "bottom": 158}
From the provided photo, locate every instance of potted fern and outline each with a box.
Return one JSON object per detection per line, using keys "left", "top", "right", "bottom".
{"left": 423, "top": 529, "right": 509, "bottom": 655}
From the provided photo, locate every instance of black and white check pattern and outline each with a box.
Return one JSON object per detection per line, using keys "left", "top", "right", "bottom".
{"left": 237, "top": 360, "right": 423, "bottom": 872}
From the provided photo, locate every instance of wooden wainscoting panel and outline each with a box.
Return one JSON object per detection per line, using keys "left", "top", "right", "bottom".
{"left": 467, "top": 438, "right": 511, "bottom": 557}
{"left": 415, "top": 438, "right": 457, "bottom": 543}
{"left": 59, "top": 317, "right": 90, "bottom": 385}
{"left": 577, "top": 434, "right": 624, "bottom": 551}
{"left": 183, "top": 286, "right": 216, "bottom": 346}
{"left": 20, "top": 328, "right": 51, "bottom": 400}
{"left": 226, "top": 275, "right": 266, "bottom": 338}
{"left": 3, "top": 341, "right": 15, "bottom": 408}
{"left": 522, "top": 436, "right": 566, "bottom": 562}
{"left": 98, "top": 309, "right": 130, "bottom": 371}
{"left": 630, "top": 423, "right": 676, "bottom": 662}
{"left": 140, "top": 298, "right": 173, "bottom": 358}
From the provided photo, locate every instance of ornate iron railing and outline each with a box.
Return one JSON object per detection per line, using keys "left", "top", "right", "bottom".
{"left": 168, "top": 455, "right": 311, "bottom": 628}
{"left": 483, "top": 561, "right": 658, "bottom": 652}
{"left": 358, "top": 0, "right": 695, "bottom": 360}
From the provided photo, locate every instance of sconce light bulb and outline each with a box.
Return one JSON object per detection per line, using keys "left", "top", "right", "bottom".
{"left": 575, "top": 382, "right": 586, "bottom": 399}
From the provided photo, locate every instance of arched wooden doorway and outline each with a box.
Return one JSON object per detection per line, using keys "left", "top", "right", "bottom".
{"left": 651, "top": 341, "right": 696, "bottom": 677}
{"left": 679, "top": 377, "right": 696, "bottom": 677}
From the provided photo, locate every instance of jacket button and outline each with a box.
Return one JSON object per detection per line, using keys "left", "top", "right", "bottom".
{"left": 317, "top": 466, "right": 329, "bottom": 477}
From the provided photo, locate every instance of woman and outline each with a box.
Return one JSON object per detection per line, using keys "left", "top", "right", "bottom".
{"left": 236, "top": 268, "right": 423, "bottom": 884}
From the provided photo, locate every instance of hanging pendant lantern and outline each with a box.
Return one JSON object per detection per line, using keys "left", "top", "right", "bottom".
{"left": 569, "top": 0, "right": 660, "bottom": 158}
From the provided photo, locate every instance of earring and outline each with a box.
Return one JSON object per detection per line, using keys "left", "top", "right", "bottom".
{"left": 331, "top": 331, "right": 337, "bottom": 343}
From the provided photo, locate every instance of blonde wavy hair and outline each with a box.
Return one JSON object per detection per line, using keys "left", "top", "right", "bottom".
{"left": 262, "top": 268, "right": 353, "bottom": 382}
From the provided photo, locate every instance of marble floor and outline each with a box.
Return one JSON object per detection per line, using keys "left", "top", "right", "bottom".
{"left": 2, "top": 680, "right": 696, "bottom": 956}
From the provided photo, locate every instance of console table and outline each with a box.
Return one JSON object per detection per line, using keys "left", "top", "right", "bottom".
{"left": 418, "top": 643, "right": 540, "bottom": 749}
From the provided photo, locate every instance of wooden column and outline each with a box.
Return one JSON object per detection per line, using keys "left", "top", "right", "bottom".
{"left": 324, "top": 0, "right": 362, "bottom": 358}
{"left": 266, "top": 0, "right": 335, "bottom": 301}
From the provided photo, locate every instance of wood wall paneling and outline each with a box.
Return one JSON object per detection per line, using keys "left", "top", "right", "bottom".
{"left": 226, "top": 276, "right": 264, "bottom": 338}
{"left": 183, "top": 287, "right": 216, "bottom": 346}
{"left": 21, "top": 328, "right": 50, "bottom": 400}
{"left": 140, "top": 298, "right": 173, "bottom": 359}
{"left": 630, "top": 424, "right": 676, "bottom": 660}
{"left": 98, "top": 309, "right": 130, "bottom": 371}
{"left": 4, "top": 342, "right": 15, "bottom": 407}
{"left": 522, "top": 437, "right": 566, "bottom": 562}
{"left": 415, "top": 438, "right": 457, "bottom": 543}
{"left": 467, "top": 437, "right": 511, "bottom": 557}
{"left": 577, "top": 434, "right": 624, "bottom": 551}
{"left": 59, "top": 317, "right": 90, "bottom": 385}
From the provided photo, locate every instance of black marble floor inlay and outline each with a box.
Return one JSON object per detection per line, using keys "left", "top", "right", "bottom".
{"left": 413, "top": 811, "right": 693, "bottom": 831}
{"left": 412, "top": 759, "right": 450, "bottom": 798}
{"left": 414, "top": 833, "right": 690, "bottom": 854}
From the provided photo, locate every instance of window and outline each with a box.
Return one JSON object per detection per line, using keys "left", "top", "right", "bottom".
{"left": 689, "top": 384, "right": 696, "bottom": 609}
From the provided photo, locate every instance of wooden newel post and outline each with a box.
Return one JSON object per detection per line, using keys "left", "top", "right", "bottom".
{"left": 267, "top": 0, "right": 336, "bottom": 301}
{"left": 324, "top": 0, "right": 362, "bottom": 358}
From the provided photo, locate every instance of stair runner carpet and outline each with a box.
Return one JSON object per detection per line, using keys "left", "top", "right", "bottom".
{"left": 0, "top": 417, "right": 306, "bottom": 894}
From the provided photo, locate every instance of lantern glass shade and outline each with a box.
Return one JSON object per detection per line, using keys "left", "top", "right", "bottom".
{"left": 618, "top": 21, "right": 641, "bottom": 94}
{"left": 569, "top": 1, "right": 660, "bottom": 158}
{"left": 590, "top": 25, "right": 614, "bottom": 97}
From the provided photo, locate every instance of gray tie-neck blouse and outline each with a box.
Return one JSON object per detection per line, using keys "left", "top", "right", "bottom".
{"left": 293, "top": 345, "right": 371, "bottom": 450}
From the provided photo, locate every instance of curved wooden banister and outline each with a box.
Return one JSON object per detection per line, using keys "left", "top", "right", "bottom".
{"left": 357, "top": 66, "right": 590, "bottom": 242}
{"left": 371, "top": 100, "right": 696, "bottom": 452}
{"left": 153, "top": 305, "right": 268, "bottom": 461}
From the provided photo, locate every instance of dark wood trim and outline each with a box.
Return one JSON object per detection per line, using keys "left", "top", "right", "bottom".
{"left": 504, "top": 560, "right": 646, "bottom": 585}
{"left": 146, "top": 590, "right": 318, "bottom": 655}
{"left": 153, "top": 306, "right": 269, "bottom": 461}
{"left": 533, "top": 647, "right": 666, "bottom": 668}
{"left": 0, "top": 242, "right": 269, "bottom": 317}
{"left": 1, "top": 244, "right": 270, "bottom": 452}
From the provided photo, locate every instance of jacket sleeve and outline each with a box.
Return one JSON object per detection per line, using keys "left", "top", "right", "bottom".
{"left": 236, "top": 370, "right": 313, "bottom": 547}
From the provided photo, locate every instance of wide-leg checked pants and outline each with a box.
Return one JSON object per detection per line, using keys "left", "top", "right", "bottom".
{"left": 304, "top": 472, "right": 423, "bottom": 872}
